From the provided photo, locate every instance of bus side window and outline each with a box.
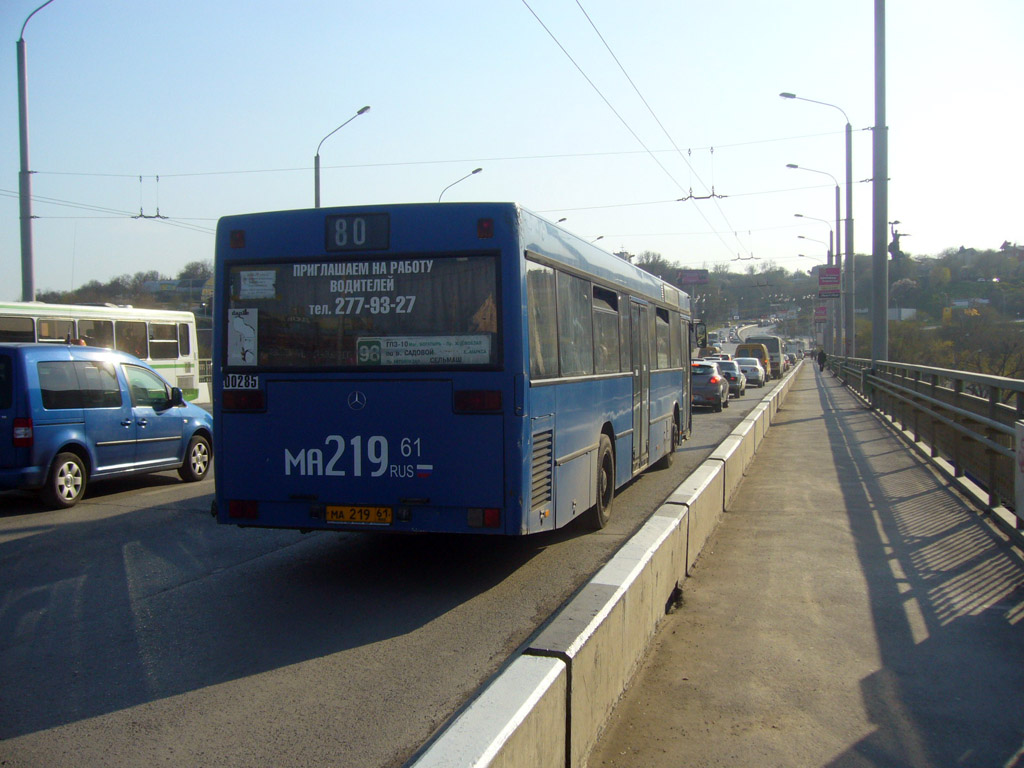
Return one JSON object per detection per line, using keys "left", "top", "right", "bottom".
{"left": 526, "top": 262, "right": 558, "bottom": 379}
{"left": 556, "top": 272, "right": 593, "bottom": 376}
{"left": 592, "top": 286, "right": 619, "bottom": 375}
{"left": 0, "top": 316, "right": 35, "bottom": 343}
{"left": 670, "top": 313, "right": 683, "bottom": 367}
{"left": 38, "top": 318, "right": 75, "bottom": 343}
{"left": 79, "top": 319, "right": 113, "bottom": 348}
{"left": 618, "top": 294, "right": 631, "bottom": 372}
{"left": 115, "top": 321, "right": 148, "bottom": 360}
{"left": 654, "top": 309, "right": 670, "bottom": 369}
{"left": 149, "top": 322, "right": 180, "bottom": 359}
{"left": 177, "top": 323, "right": 191, "bottom": 356}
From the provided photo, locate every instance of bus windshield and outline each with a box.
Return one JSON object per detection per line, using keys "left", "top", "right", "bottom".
{"left": 225, "top": 254, "right": 499, "bottom": 369}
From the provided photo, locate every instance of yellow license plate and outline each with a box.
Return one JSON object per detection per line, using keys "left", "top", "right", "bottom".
{"left": 326, "top": 505, "right": 393, "bottom": 524}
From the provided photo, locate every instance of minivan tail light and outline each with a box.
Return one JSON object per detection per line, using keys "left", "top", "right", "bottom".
{"left": 13, "top": 418, "right": 33, "bottom": 447}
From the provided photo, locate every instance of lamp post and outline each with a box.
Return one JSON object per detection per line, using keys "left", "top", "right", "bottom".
{"left": 798, "top": 234, "right": 836, "bottom": 355}
{"left": 437, "top": 167, "right": 482, "bottom": 202}
{"left": 17, "top": 0, "right": 56, "bottom": 302}
{"left": 788, "top": 164, "right": 843, "bottom": 355}
{"left": 314, "top": 105, "right": 370, "bottom": 209}
{"left": 794, "top": 213, "right": 834, "bottom": 258}
{"left": 781, "top": 92, "right": 854, "bottom": 357}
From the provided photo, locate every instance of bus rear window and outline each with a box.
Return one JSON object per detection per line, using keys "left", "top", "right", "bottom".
{"left": 225, "top": 255, "right": 500, "bottom": 369}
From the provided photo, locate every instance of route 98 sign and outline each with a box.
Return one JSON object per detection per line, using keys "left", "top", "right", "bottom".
{"left": 325, "top": 213, "right": 390, "bottom": 252}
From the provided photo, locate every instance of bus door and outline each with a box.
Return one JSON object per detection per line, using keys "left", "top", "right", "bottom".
{"left": 630, "top": 301, "right": 650, "bottom": 472}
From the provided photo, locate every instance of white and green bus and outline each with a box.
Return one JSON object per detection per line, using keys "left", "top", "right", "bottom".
{"left": 0, "top": 301, "right": 206, "bottom": 402}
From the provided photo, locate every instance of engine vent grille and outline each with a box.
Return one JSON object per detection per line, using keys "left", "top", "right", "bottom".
{"left": 530, "top": 430, "right": 553, "bottom": 510}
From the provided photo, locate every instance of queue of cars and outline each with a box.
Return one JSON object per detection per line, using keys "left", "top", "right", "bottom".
{"left": 690, "top": 329, "right": 804, "bottom": 412}
{"left": 0, "top": 343, "right": 214, "bottom": 508}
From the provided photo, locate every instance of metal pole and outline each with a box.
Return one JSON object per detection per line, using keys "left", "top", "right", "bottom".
{"left": 314, "top": 153, "right": 320, "bottom": 208}
{"left": 314, "top": 105, "right": 370, "bottom": 210}
{"left": 17, "top": 1, "right": 57, "bottom": 302}
{"left": 16, "top": 37, "right": 35, "bottom": 301}
{"left": 834, "top": 183, "right": 842, "bottom": 357}
{"left": 871, "top": 0, "right": 888, "bottom": 366}
{"left": 843, "top": 122, "right": 855, "bottom": 356}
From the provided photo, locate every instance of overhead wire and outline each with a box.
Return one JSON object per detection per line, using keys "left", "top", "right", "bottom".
{"left": 31, "top": 129, "right": 849, "bottom": 180}
{"left": 524, "top": 0, "right": 749, "bottom": 259}
{"left": 0, "top": 188, "right": 215, "bottom": 234}
{"left": 570, "top": 0, "right": 750, "bottom": 258}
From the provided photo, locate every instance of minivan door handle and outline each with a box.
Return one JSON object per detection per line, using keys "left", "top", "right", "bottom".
{"left": 121, "top": 419, "right": 133, "bottom": 428}
{"left": 136, "top": 418, "right": 148, "bottom": 428}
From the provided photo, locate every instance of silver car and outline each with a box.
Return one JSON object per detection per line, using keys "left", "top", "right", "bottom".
{"left": 716, "top": 359, "right": 747, "bottom": 397}
{"left": 691, "top": 361, "right": 729, "bottom": 412}
{"left": 735, "top": 357, "right": 766, "bottom": 388}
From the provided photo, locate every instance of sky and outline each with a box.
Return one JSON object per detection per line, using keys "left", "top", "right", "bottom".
{"left": 1, "top": 1, "right": 1021, "bottom": 299}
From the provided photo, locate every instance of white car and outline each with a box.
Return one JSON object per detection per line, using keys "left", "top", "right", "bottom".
{"left": 734, "top": 357, "right": 766, "bottom": 388}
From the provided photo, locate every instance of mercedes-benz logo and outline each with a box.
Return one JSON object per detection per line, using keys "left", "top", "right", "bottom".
{"left": 347, "top": 391, "right": 367, "bottom": 410}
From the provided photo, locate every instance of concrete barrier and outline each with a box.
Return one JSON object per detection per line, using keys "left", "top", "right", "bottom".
{"left": 524, "top": 510, "right": 686, "bottom": 768}
{"left": 666, "top": 461, "right": 724, "bottom": 573}
{"left": 410, "top": 368, "right": 802, "bottom": 768}
{"left": 411, "top": 655, "right": 567, "bottom": 768}
{"left": 708, "top": 432, "right": 751, "bottom": 508}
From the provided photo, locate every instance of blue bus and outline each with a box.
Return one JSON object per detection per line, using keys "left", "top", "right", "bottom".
{"left": 212, "top": 203, "right": 704, "bottom": 535}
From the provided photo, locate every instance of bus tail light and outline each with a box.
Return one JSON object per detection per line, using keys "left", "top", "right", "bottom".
{"left": 229, "top": 229, "right": 246, "bottom": 249}
{"left": 468, "top": 507, "right": 501, "bottom": 528}
{"left": 12, "top": 418, "right": 33, "bottom": 447}
{"left": 223, "top": 389, "right": 266, "bottom": 411}
{"left": 477, "top": 218, "right": 494, "bottom": 239}
{"left": 454, "top": 390, "right": 501, "bottom": 413}
{"left": 228, "top": 500, "right": 259, "bottom": 519}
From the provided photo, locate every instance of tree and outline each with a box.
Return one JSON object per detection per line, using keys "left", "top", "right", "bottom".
{"left": 178, "top": 260, "right": 213, "bottom": 281}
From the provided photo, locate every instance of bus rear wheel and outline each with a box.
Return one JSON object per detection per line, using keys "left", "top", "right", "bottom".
{"left": 586, "top": 435, "right": 614, "bottom": 530}
{"left": 655, "top": 416, "right": 679, "bottom": 470}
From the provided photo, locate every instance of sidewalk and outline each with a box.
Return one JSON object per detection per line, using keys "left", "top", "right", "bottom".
{"left": 588, "top": 364, "right": 1024, "bottom": 767}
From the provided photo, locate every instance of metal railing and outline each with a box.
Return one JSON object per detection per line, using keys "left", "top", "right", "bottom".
{"left": 829, "top": 356, "right": 1023, "bottom": 532}
{"left": 199, "top": 358, "right": 213, "bottom": 384}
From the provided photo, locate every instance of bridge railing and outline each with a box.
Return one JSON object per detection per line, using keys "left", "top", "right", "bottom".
{"left": 830, "top": 356, "right": 1023, "bottom": 532}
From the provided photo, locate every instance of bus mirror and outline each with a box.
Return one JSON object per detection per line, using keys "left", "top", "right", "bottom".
{"left": 694, "top": 322, "right": 708, "bottom": 349}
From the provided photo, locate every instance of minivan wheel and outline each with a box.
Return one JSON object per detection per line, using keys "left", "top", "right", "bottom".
{"left": 179, "top": 435, "right": 212, "bottom": 482}
{"left": 42, "top": 452, "right": 87, "bottom": 509}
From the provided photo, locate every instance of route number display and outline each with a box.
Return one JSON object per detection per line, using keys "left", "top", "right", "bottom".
{"left": 325, "top": 213, "right": 389, "bottom": 252}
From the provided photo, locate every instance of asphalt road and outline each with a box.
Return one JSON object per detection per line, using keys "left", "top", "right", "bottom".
{"left": 0, "top": 369, "right": 779, "bottom": 767}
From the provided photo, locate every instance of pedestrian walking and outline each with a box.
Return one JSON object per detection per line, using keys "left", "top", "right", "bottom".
{"left": 817, "top": 348, "right": 827, "bottom": 372}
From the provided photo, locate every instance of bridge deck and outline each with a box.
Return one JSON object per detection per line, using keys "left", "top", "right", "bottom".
{"left": 589, "top": 364, "right": 1024, "bottom": 767}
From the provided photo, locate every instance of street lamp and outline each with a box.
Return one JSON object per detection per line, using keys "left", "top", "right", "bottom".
{"left": 17, "top": 0, "right": 57, "bottom": 302}
{"left": 780, "top": 91, "right": 855, "bottom": 357}
{"left": 794, "top": 214, "right": 834, "bottom": 258}
{"left": 788, "top": 164, "right": 843, "bottom": 354}
{"left": 437, "top": 167, "right": 482, "bottom": 202}
{"left": 314, "top": 105, "right": 371, "bottom": 209}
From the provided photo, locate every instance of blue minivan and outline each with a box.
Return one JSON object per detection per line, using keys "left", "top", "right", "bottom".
{"left": 0, "top": 343, "right": 213, "bottom": 508}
